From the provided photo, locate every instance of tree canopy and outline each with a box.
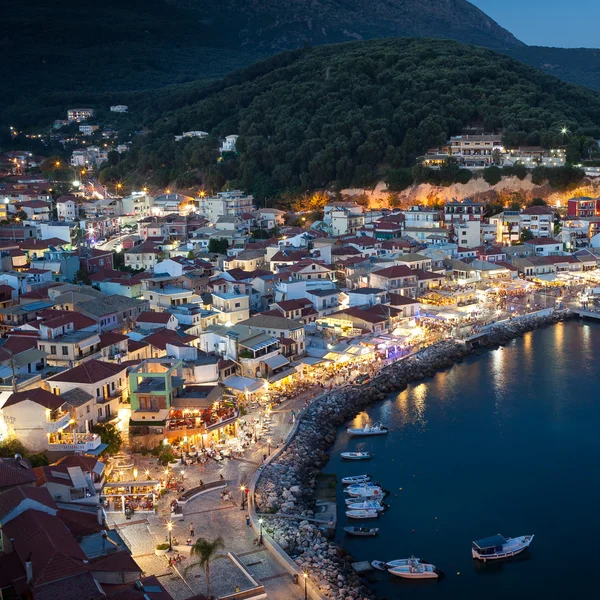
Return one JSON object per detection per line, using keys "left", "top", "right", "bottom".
{"left": 114, "top": 38, "right": 600, "bottom": 199}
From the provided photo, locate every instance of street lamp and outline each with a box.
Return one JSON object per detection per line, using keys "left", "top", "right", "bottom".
{"left": 166, "top": 522, "right": 173, "bottom": 551}
{"left": 304, "top": 572, "right": 308, "bottom": 599}
{"left": 240, "top": 485, "right": 247, "bottom": 510}
{"left": 258, "top": 517, "right": 264, "bottom": 545}
{"left": 145, "top": 469, "right": 150, "bottom": 480}
{"left": 133, "top": 468, "right": 138, "bottom": 481}
{"left": 267, "top": 438, "right": 272, "bottom": 456}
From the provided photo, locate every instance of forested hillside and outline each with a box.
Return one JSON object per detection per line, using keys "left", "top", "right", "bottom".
{"left": 7, "top": 0, "right": 600, "bottom": 127}
{"left": 105, "top": 39, "right": 600, "bottom": 199}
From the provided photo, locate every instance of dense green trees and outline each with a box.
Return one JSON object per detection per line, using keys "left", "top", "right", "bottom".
{"left": 113, "top": 39, "right": 600, "bottom": 198}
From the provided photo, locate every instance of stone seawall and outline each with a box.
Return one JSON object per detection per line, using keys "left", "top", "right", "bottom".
{"left": 254, "top": 310, "right": 571, "bottom": 600}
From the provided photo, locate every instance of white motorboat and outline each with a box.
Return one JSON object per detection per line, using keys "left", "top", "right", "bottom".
{"left": 342, "top": 474, "right": 370, "bottom": 485}
{"left": 388, "top": 562, "right": 439, "bottom": 579}
{"left": 471, "top": 534, "right": 534, "bottom": 561}
{"left": 341, "top": 452, "right": 373, "bottom": 461}
{"left": 347, "top": 422, "right": 388, "bottom": 436}
{"left": 346, "top": 500, "right": 385, "bottom": 512}
{"left": 345, "top": 496, "right": 383, "bottom": 506}
{"left": 345, "top": 484, "right": 384, "bottom": 499}
{"left": 344, "top": 526, "right": 378, "bottom": 537}
{"left": 386, "top": 556, "right": 422, "bottom": 568}
{"left": 371, "top": 560, "right": 388, "bottom": 571}
{"left": 346, "top": 509, "right": 379, "bottom": 519}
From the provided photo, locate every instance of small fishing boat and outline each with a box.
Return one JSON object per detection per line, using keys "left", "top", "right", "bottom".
{"left": 386, "top": 556, "right": 422, "bottom": 568}
{"left": 341, "top": 451, "right": 373, "bottom": 461}
{"left": 346, "top": 500, "right": 385, "bottom": 512}
{"left": 345, "top": 497, "right": 383, "bottom": 506}
{"left": 471, "top": 534, "right": 534, "bottom": 561}
{"left": 347, "top": 422, "right": 388, "bottom": 436}
{"left": 344, "top": 526, "right": 379, "bottom": 537}
{"left": 371, "top": 560, "right": 388, "bottom": 571}
{"left": 346, "top": 509, "right": 379, "bottom": 519}
{"left": 388, "top": 562, "right": 439, "bottom": 579}
{"left": 342, "top": 474, "right": 370, "bottom": 485}
{"left": 345, "top": 484, "right": 384, "bottom": 498}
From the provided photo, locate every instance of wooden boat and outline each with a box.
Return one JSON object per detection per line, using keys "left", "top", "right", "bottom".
{"left": 344, "top": 526, "right": 379, "bottom": 537}
{"left": 472, "top": 534, "right": 534, "bottom": 561}
{"left": 342, "top": 474, "right": 370, "bottom": 485}
{"left": 341, "top": 452, "right": 373, "bottom": 461}
{"left": 346, "top": 509, "right": 379, "bottom": 519}
{"left": 347, "top": 422, "right": 388, "bottom": 436}
{"left": 388, "top": 562, "right": 439, "bottom": 579}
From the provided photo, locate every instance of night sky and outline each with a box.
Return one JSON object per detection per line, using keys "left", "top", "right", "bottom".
{"left": 471, "top": 0, "right": 598, "bottom": 48}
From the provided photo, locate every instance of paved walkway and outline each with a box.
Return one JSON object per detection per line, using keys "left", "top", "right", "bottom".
{"left": 109, "top": 394, "right": 309, "bottom": 599}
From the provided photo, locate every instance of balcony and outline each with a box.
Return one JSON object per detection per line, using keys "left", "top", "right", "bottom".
{"left": 47, "top": 432, "right": 103, "bottom": 453}
{"left": 45, "top": 410, "right": 71, "bottom": 433}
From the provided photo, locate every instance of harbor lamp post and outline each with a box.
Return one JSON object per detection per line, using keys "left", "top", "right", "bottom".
{"left": 304, "top": 572, "right": 308, "bottom": 599}
{"left": 240, "top": 485, "right": 247, "bottom": 510}
{"left": 166, "top": 522, "right": 173, "bottom": 551}
{"left": 258, "top": 518, "right": 264, "bottom": 545}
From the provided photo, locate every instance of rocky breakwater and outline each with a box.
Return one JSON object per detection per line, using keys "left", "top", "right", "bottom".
{"left": 255, "top": 310, "right": 569, "bottom": 599}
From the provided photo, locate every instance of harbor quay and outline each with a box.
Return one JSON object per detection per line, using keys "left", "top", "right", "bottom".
{"left": 252, "top": 309, "right": 570, "bottom": 599}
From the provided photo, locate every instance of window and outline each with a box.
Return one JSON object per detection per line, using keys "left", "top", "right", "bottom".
{"left": 111, "top": 381, "right": 115, "bottom": 391}
{"left": 62, "top": 346, "right": 68, "bottom": 356}
{"left": 98, "top": 407, "right": 103, "bottom": 418}
{"left": 50, "top": 345, "right": 56, "bottom": 354}
{"left": 86, "top": 405, "right": 90, "bottom": 413}
{"left": 96, "top": 387, "right": 100, "bottom": 397}
{"left": 118, "top": 378, "right": 122, "bottom": 387}
{"left": 235, "top": 302, "right": 240, "bottom": 308}
{"left": 39, "top": 344, "right": 45, "bottom": 352}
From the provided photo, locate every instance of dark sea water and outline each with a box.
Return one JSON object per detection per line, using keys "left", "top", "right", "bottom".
{"left": 323, "top": 321, "right": 600, "bottom": 599}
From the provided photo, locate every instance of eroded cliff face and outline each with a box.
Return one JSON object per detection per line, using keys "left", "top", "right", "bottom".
{"left": 342, "top": 176, "right": 600, "bottom": 209}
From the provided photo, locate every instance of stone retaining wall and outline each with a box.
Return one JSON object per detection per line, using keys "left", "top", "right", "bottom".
{"left": 253, "top": 310, "right": 571, "bottom": 600}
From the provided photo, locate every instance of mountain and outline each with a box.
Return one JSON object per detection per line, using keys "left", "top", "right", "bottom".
{"left": 110, "top": 38, "right": 600, "bottom": 196}
{"left": 4, "top": 0, "right": 600, "bottom": 128}
{"left": 0, "top": 0, "right": 522, "bottom": 126}
{"left": 174, "top": 0, "right": 524, "bottom": 51}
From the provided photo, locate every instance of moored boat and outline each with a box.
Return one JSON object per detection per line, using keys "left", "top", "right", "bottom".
{"left": 344, "top": 526, "right": 378, "bottom": 537}
{"left": 347, "top": 422, "right": 388, "bottom": 436}
{"left": 342, "top": 474, "right": 370, "bottom": 485}
{"left": 371, "top": 560, "right": 388, "bottom": 571}
{"left": 345, "top": 484, "right": 384, "bottom": 498}
{"left": 471, "top": 534, "right": 534, "bottom": 561}
{"left": 386, "top": 556, "right": 422, "bottom": 568}
{"left": 341, "top": 451, "right": 373, "bottom": 461}
{"left": 346, "top": 500, "right": 385, "bottom": 512}
{"left": 346, "top": 509, "right": 379, "bottom": 519}
{"left": 388, "top": 562, "right": 439, "bottom": 579}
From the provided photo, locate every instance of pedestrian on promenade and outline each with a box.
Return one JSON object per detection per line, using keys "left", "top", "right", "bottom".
{"left": 189, "top": 523, "right": 194, "bottom": 537}
{"left": 246, "top": 515, "right": 250, "bottom": 526}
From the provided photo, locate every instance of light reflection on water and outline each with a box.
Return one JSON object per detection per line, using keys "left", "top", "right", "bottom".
{"left": 325, "top": 322, "right": 600, "bottom": 600}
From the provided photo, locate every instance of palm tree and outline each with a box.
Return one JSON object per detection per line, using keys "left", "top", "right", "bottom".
{"left": 184, "top": 536, "right": 226, "bottom": 599}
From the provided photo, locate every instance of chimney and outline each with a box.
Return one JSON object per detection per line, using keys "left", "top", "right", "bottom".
{"left": 25, "top": 553, "right": 33, "bottom": 583}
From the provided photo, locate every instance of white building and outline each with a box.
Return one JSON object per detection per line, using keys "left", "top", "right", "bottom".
{"left": 119, "top": 192, "right": 154, "bottom": 218}
{"left": 220, "top": 134, "right": 239, "bottom": 153}
{"left": 450, "top": 134, "right": 503, "bottom": 167}
{"left": 57, "top": 196, "right": 78, "bottom": 221}
{"left": 454, "top": 220, "right": 481, "bottom": 249}
{"left": 175, "top": 131, "right": 209, "bottom": 141}
{"left": 195, "top": 190, "right": 255, "bottom": 224}
{"left": 67, "top": 108, "right": 95, "bottom": 122}
{"left": 110, "top": 105, "right": 128, "bottom": 113}
{"left": 79, "top": 125, "right": 99, "bottom": 136}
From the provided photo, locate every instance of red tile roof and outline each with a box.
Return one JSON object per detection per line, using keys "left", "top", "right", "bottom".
{"left": 3, "top": 336, "right": 38, "bottom": 353}
{"left": 34, "top": 465, "right": 74, "bottom": 487}
{"left": 0, "top": 486, "right": 56, "bottom": 523}
{"left": 0, "top": 457, "right": 37, "bottom": 489}
{"left": 41, "top": 312, "right": 97, "bottom": 331}
{"left": 2, "top": 509, "right": 89, "bottom": 585}
{"left": 3, "top": 387, "right": 65, "bottom": 410}
{"left": 48, "top": 360, "right": 126, "bottom": 384}
{"left": 136, "top": 311, "right": 172, "bottom": 324}
{"left": 389, "top": 293, "right": 420, "bottom": 306}
{"left": 524, "top": 237, "right": 561, "bottom": 245}
{"left": 371, "top": 265, "right": 414, "bottom": 278}
{"left": 142, "top": 328, "right": 197, "bottom": 350}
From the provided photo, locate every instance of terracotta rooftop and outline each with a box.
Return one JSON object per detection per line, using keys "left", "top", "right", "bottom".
{"left": 48, "top": 360, "right": 126, "bottom": 384}
{"left": 3, "top": 387, "right": 65, "bottom": 410}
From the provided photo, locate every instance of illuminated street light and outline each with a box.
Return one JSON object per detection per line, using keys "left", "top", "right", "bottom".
{"left": 166, "top": 521, "right": 173, "bottom": 551}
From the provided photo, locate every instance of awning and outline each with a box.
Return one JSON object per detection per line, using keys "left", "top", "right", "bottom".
{"left": 261, "top": 354, "right": 289, "bottom": 369}
{"left": 87, "top": 443, "right": 108, "bottom": 456}
{"left": 268, "top": 366, "right": 297, "bottom": 383}
{"left": 78, "top": 336, "right": 100, "bottom": 349}
{"left": 223, "top": 375, "right": 265, "bottom": 394}
{"left": 295, "top": 356, "right": 325, "bottom": 366}
{"left": 535, "top": 273, "right": 557, "bottom": 282}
